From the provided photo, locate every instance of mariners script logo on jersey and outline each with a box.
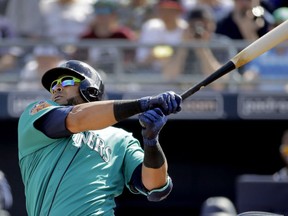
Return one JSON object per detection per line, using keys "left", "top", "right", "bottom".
{"left": 30, "top": 101, "right": 51, "bottom": 115}
{"left": 72, "top": 132, "right": 112, "bottom": 162}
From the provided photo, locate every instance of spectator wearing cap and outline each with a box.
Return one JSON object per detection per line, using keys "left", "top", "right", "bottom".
{"left": 241, "top": 7, "right": 288, "bottom": 92}
{"left": 117, "top": 0, "right": 157, "bottom": 37}
{"left": 76, "top": 0, "right": 137, "bottom": 74}
{"left": 80, "top": 0, "right": 136, "bottom": 40}
{"left": 135, "top": 0, "right": 188, "bottom": 74}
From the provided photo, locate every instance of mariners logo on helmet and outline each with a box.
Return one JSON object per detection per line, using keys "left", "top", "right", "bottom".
{"left": 41, "top": 60, "right": 104, "bottom": 102}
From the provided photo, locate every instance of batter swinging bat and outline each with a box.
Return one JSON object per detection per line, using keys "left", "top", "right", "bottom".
{"left": 181, "top": 19, "right": 288, "bottom": 100}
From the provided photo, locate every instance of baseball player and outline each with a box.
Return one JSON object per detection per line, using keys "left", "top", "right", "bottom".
{"left": 17, "top": 60, "right": 182, "bottom": 215}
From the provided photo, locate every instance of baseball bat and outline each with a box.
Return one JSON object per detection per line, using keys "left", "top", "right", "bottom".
{"left": 181, "top": 19, "right": 288, "bottom": 100}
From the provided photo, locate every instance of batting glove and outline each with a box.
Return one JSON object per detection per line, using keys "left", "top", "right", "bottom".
{"left": 139, "top": 91, "right": 182, "bottom": 115}
{"left": 139, "top": 108, "right": 167, "bottom": 146}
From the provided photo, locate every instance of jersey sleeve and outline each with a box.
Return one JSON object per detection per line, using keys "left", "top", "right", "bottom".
{"left": 18, "top": 100, "right": 64, "bottom": 159}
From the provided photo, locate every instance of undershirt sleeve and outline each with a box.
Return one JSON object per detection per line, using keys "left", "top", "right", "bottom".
{"left": 34, "top": 106, "right": 74, "bottom": 138}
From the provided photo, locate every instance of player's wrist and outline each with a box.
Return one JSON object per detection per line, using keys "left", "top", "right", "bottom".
{"left": 143, "top": 141, "right": 165, "bottom": 168}
{"left": 138, "top": 96, "right": 152, "bottom": 112}
{"left": 143, "top": 136, "right": 158, "bottom": 147}
{"left": 113, "top": 100, "right": 142, "bottom": 121}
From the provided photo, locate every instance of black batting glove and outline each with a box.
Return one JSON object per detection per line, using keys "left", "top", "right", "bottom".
{"left": 139, "top": 91, "right": 182, "bottom": 115}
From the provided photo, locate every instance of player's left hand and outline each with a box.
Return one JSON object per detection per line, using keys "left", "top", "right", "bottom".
{"left": 139, "top": 91, "right": 182, "bottom": 115}
{"left": 139, "top": 108, "right": 167, "bottom": 145}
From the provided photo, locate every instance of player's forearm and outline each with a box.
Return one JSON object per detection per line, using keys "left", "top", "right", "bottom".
{"left": 66, "top": 97, "right": 159, "bottom": 132}
{"left": 142, "top": 162, "right": 168, "bottom": 190}
{"left": 67, "top": 99, "right": 143, "bottom": 132}
{"left": 66, "top": 100, "right": 117, "bottom": 132}
{"left": 141, "top": 143, "right": 168, "bottom": 190}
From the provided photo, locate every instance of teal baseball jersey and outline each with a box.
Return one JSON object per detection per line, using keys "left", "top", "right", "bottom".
{"left": 18, "top": 100, "right": 144, "bottom": 216}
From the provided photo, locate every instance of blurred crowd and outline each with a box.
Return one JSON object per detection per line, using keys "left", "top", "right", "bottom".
{"left": 0, "top": 0, "right": 288, "bottom": 92}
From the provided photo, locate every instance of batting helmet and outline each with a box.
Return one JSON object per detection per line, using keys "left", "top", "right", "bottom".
{"left": 41, "top": 60, "right": 104, "bottom": 102}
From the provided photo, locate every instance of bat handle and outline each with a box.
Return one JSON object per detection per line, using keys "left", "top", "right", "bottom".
{"left": 181, "top": 83, "right": 203, "bottom": 100}
{"left": 181, "top": 61, "right": 236, "bottom": 100}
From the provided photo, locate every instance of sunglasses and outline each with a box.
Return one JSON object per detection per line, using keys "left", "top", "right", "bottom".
{"left": 50, "top": 76, "right": 81, "bottom": 93}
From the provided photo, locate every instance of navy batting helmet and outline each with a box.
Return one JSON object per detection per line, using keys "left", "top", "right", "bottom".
{"left": 41, "top": 60, "right": 104, "bottom": 102}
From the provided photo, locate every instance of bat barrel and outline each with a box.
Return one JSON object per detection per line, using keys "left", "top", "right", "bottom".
{"left": 181, "top": 20, "right": 288, "bottom": 100}
{"left": 232, "top": 19, "right": 288, "bottom": 68}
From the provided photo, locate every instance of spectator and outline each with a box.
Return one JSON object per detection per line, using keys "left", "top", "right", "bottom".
{"left": 5, "top": 0, "right": 43, "bottom": 38}
{"left": 216, "top": 0, "right": 274, "bottom": 41}
{"left": 241, "top": 7, "right": 288, "bottom": 92}
{"left": 17, "top": 45, "right": 66, "bottom": 90}
{"left": 0, "top": 15, "right": 15, "bottom": 41}
{"left": 77, "top": 0, "right": 137, "bottom": 74}
{"left": 0, "top": 170, "right": 13, "bottom": 216}
{"left": 0, "top": 14, "right": 16, "bottom": 75}
{"left": 182, "top": 0, "right": 235, "bottom": 22}
{"left": 161, "top": 5, "right": 240, "bottom": 90}
{"left": 39, "top": 0, "right": 94, "bottom": 42}
{"left": 0, "top": 14, "right": 24, "bottom": 84}
{"left": 273, "top": 129, "right": 288, "bottom": 181}
{"left": 80, "top": 0, "right": 136, "bottom": 40}
{"left": 135, "top": 0, "right": 188, "bottom": 74}
{"left": 118, "top": 0, "right": 157, "bottom": 37}
{"left": 0, "top": 0, "right": 9, "bottom": 15}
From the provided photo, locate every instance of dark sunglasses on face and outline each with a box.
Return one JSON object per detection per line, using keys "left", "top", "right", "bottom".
{"left": 50, "top": 76, "right": 81, "bottom": 93}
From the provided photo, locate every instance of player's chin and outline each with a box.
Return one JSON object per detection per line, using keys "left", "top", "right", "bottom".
{"left": 53, "top": 97, "right": 67, "bottom": 105}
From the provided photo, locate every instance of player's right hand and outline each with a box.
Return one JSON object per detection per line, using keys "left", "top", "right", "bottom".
{"left": 139, "top": 91, "right": 182, "bottom": 115}
{"left": 139, "top": 108, "right": 167, "bottom": 145}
